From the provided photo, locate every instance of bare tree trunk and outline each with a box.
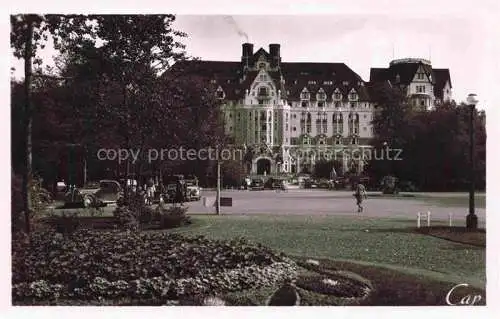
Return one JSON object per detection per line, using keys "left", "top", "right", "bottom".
{"left": 22, "top": 17, "right": 34, "bottom": 234}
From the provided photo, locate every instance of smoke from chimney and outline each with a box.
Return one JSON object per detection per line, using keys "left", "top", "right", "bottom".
{"left": 223, "top": 16, "right": 249, "bottom": 42}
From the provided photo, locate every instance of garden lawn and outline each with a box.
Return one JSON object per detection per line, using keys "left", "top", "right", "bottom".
{"left": 386, "top": 194, "right": 486, "bottom": 208}
{"left": 414, "top": 196, "right": 486, "bottom": 209}
{"left": 168, "top": 215, "right": 486, "bottom": 288}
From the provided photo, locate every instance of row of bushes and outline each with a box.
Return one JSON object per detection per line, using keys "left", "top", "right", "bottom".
{"left": 42, "top": 191, "right": 191, "bottom": 234}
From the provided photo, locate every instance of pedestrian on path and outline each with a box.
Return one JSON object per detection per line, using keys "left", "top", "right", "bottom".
{"left": 354, "top": 182, "right": 367, "bottom": 213}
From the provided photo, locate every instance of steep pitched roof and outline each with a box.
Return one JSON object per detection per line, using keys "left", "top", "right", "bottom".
{"left": 281, "top": 62, "right": 367, "bottom": 101}
{"left": 370, "top": 62, "right": 452, "bottom": 100}
{"left": 169, "top": 60, "right": 371, "bottom": 102}
{"left": 169, "top": 60, "right": 241, "bottom": 78}
{"left": 432, "top": 69, "right": 452, "bottom": 99}
{"left": 369, "top": 63, "right": 422, "bottom": 85}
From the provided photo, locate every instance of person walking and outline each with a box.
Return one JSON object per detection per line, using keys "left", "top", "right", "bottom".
{"left": 146, "top": 177, "right": 155, "bottom": 205}
{"left": 354, "top": 182, "right": 368, "bottom": 212}
{"left": 175, "top": 180, "right": 185, "bottom": 206}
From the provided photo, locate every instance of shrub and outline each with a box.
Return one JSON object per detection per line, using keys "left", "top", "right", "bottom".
{"left": 46, "top": 212, "right": 81, "bottom": 234}
{"left": 11, "top": 174, "right": 24, "bottom": 232}
{"left": 12, "top": 174, "right": 52, "bottom": 233}
{"left": 155, "top": 204, "right": 191, "bottom": 229}
{"left": 113, "top": 206, "right": 139, "bottom": 231}
{"left": 114, "top": 191, "right": 153, "bottom": 230}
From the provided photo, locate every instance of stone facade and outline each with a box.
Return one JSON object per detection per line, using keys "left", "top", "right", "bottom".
{"left": 172, "top": 44, "right": 452, "bottom": 176}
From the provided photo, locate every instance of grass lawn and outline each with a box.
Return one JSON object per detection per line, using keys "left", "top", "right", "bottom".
{"left": 367, "top": 193, "right": 486, "bottom": 209}
{"left": 168, "top": 215, "right": 486, "bottom": 288}
{"left": 395, "top": 194, "right": 485, "bottom": 208}
{"left": 412, "top": 196, "right": 485, "bottom": 209}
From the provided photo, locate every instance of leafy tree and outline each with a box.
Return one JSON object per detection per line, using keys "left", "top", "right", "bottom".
{"left": 365, "top": 83, "right": 415, "bottom": 183}
{"left": 11, "top": 14, "right": 92, "bottom": 233}
{"left": 366, "top": 82, "right": 486, "bottom": 192}
{"left": 11, "top": 15, "right": 227, "bottom": 199}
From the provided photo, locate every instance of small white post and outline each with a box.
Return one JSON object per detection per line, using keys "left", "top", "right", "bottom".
{"left": 449, "top": 213, "right": 453, "bottom": 227}
{"left": 417, "top": 212, "right": 421, "bottom": 228}
{"left": 427, "top": 211, "right": 431, "bottom": 227}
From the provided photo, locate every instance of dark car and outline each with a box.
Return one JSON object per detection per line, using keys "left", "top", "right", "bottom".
{"left": 250, "top": 178, "right": 265, "bottom": 190}
{"left": 381, "top": 175, "right": 399, "bottom": 194}
{"left": 399, "top": 180, "right": 418, "bottom": 192}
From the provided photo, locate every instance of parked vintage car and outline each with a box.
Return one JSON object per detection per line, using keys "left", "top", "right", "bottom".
{"left": 185, "top": 176, "right": 201, "bottom": 201}
{"left": 250, "top": 178, "right": 265, "bottom": 190}
{"left": 381, "top": 175, "right": 399, "bottom": 194}
{"left": 64, "top": 179, "right": 123, "bottom": 208}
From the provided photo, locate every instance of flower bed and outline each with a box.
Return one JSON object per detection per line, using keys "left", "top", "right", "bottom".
{"left": 12, "top": 229, "right": 297, "bottom": 303}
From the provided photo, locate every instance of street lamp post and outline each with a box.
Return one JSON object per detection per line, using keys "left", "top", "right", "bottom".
{"left": 466, "top": 94, "right": 478, "bottom": 229}
{"left": 382, "top": 141, "right": 389, "bottom": 174}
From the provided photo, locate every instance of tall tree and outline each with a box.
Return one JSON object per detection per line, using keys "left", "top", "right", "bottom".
{"left": 365, "top": 83, "right": 415, "bottom": 183}
{"left": 11, "top": 14, "right": 89, "bottom": 233}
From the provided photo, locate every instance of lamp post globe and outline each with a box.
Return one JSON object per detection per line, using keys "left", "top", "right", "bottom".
{"left": 466, "top": 93, "right": 478, "bottom": 229}
{"left": 466, "top": 93, "right": 479, "bottom": 106}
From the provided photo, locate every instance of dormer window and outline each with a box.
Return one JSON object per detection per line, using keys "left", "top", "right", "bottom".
{"left": 417, "top": 73, "right": 425, "bottom": 80}
{"left": 334, "top": 93, "right": 342, "bottom": 100}
{"left": 317, "top": 91, "right": 326, "bottom": 100}
{"left": 258, "top": 86, "right": 268, "bottom": 97}
{"left": 343, "top": 81, "right": 349, "bottom": 86}
{"left": 259, "top": 74, "right": 267, "bottom": 81}
{"left": 308, "top": 80, "right": 317, "bottom": 85}
{"left": 349, "top": 91, "right": 358, "bottom": 100}
{"left": 259, "top": 63, "right": 266, "bottom": 69}
{"left": 323, "top": 81, "right": 333, "bottom": 85}
{"left": 301, "top": 91, "right": 310, "bottom": 100}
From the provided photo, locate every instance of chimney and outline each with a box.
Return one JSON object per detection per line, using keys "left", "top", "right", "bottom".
{"left": 241, "top": 43, "right": 254, "bottom": 68}
{"left": 269, "top": 43, "right": 281, "bottom": 68}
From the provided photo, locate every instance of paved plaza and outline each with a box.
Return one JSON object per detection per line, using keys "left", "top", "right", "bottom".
{"left": 189, "top": 189, "right": 486, "bottom": 224}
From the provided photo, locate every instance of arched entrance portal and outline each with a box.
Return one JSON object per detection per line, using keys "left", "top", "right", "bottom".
{"left": 256, "top": 158, "right": 271, "bottom": 175}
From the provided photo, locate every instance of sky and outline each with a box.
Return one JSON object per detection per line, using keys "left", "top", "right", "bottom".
{"left": 10, "top": 10, "right": 499, "bottom": 112}
{"left": 171, "top": 14, "right": 497, "bottom": 110}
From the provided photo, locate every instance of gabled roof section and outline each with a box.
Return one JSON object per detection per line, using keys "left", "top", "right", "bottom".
{"left": 253, "top": 48, "right": 270, "bottom": 60}
{"left": 432, "top": 69, "right": 452, "bottom": 99}
{"left": 370, "top": 63, "right": 421, "bottom": 85}
{"left": 169, "top": 60, "right": 244, "bottom": 100}
{"left": 281, "top": 62, "right": 367, "bottom": 101}
{"left": 169, "top": 60, "right": 240, "bottom": 78}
